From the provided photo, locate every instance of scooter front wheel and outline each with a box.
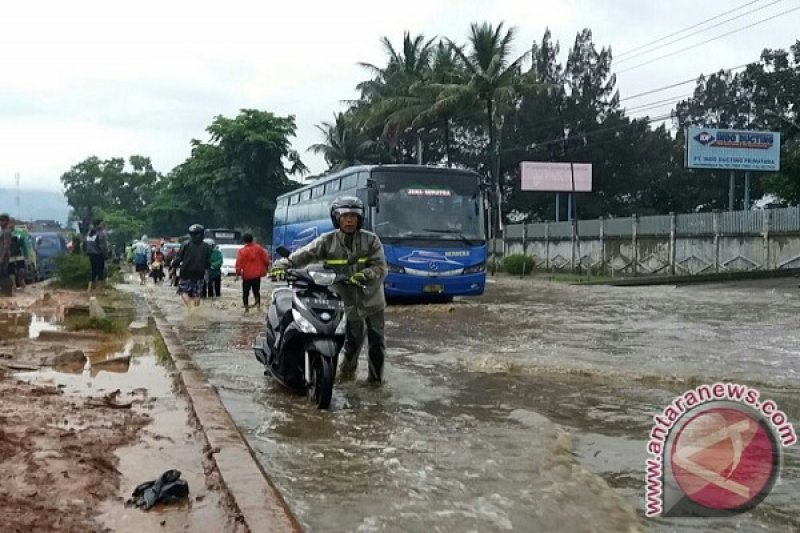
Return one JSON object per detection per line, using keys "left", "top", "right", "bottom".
{"left": 308, "top": 353, "right": 334, "bottom": 409}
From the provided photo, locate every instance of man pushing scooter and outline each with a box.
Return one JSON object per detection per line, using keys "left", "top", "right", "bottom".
{"left": 272, "top": 196, "right": 387, "bottom": 384}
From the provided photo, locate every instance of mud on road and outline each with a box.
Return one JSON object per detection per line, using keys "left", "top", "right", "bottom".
{"left": 0, "top": 286, "right": 241, "bottom": 533}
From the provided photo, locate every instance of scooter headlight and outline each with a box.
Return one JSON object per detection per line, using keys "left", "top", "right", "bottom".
{"left": 309, "top": 271, "right": 337, "bottom": 286}
{"left": 292, "top": 309, "right": 318, "bottom": 334}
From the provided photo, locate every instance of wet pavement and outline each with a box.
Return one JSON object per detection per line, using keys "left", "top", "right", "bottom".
{"left": 148, "top": 275, "right": 800, "bottom": 532}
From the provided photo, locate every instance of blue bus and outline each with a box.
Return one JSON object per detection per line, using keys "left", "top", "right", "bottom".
{"left": 273, "top": 165, "right": 487, "bottom": 298}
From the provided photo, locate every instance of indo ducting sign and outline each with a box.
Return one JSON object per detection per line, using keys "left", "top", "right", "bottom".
{"left": 686, "top": 127, "right": 781, "bottom": 171}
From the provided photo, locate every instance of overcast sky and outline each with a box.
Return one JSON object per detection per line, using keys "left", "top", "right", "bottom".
{"left": 1, "top": 0, "right": 797, "bottom": 191}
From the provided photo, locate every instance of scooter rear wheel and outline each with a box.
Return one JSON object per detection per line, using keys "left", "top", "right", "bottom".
{"left": 308, "top": 354, "right": 333, "bottom": 409}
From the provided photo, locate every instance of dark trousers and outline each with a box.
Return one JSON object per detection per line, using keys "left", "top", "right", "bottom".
{"left": 206, "top": 275, "right": 221, "bottom": 298}
{"left": 88, "top": 254, "right": 106, "bottom": 282}
{"left": 341, "top": 310, "right": 385, "bottom": 382}
{"left": 242, "top": 278, "right": 261, "bottom": 307}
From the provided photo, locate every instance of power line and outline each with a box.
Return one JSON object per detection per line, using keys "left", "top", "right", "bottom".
{"left": 616, "top": 0, "right": 785, "bottom": 65}
{"left": 615, "top": 0, "right": 761, "bottom": 58}
{"left": 619, "top": 62, "right": 751, "bottom": 101}
{"left": 625, "top": 93, "right": 693, "bottom": 113}
{"left": 499, "top": 112, "right": 675, "bottom": 156}
{"left": 617, "top": 5, "right": 800, "bottom": 74}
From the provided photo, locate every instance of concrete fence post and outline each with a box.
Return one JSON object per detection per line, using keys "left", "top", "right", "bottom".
{"left": 713, "top": 210, "right": 721, "bottom": 273}
{"left": 599, "top": 216, "right": 606, "bottom": 275}
{"left": 571, "top": 219, "right": 577, "bottom": 273}
{"left": 632, "top": 214, "right": 639, "bottom": 277}
{"left": 522, "top": 223, "right": 528, "bottom": 259}
{"left": 669, "top": 212, "right": 676, "bottom": 276}
{"left": 762, "top": 209, "right": 770, "bottom": 270}
{"left": 545, "top": 222, "right": 551, "bottom": 271}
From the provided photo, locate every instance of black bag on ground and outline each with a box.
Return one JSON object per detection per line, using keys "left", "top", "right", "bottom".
{"left": 126, "top": 469, "right": 189, "bottom": 510}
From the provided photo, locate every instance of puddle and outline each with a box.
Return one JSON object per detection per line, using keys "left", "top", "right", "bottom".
{"left": 14, "top": 333, "right": 233, "bottom": 532}
{"left": 0, "top": 310, "right": 62, "bottom": 339}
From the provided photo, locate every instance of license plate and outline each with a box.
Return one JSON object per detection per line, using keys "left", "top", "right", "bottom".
{"left": 423, "top": 284, "right": 444, "bottom": 294}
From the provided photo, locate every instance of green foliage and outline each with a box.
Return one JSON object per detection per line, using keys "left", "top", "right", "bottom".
{"left": 503, "top": 254, "right": 535, "bottom": 276}
{"left": 98, "top": 208, "right": 145, "bottom": 253}
{"left": 66, "top": 316, "right": 125, "bottom": 334}
{"left": 176, "top": 109, "right": 307, "bottom": 239}
{"left": 308, "top": 111, "right": 383, "bottom": 171}
{"left": 53, "top": 254, "right": 92, "bottom": 288}
{"left": 60, "top": 155, "right": 159, "bottom": 232}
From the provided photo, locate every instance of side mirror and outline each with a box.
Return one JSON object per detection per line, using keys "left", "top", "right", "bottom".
{"left": 367, "top": 187, "right": 378, "bottom": 208}
{"left": 276, "top": 246, "right": 291, "bottom": 258}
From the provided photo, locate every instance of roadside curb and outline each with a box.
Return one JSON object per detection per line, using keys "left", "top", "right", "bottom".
{"left": 146, "top": 300, "right": 303, "bottom": 533}
{"left": 604, "top": 267, "right": 800, "bottom": 287}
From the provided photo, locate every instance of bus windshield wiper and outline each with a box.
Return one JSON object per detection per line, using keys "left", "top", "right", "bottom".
{"left": 422, "top": 229, "right": 477, "bottom": 246}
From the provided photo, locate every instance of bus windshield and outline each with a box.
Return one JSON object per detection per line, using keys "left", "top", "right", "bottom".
{"left": 372, "top": 171, "right": 484, "bottom": 242}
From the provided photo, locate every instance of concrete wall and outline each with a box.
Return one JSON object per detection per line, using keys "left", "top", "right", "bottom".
{"left": 504, "top": 210, "right": 800, "bottom": 276}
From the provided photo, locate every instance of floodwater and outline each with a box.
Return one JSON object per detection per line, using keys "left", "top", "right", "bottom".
{"left": 12, "top": 297, "right": 232, "bottom": 533}
{"left": 0, "top": 310, "right": 62, "bottom": 338}
{"left": 151, "top": 276, "right": 800, "bottom": 532}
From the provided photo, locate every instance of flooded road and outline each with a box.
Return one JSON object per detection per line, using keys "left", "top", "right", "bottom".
{"left": 150, "top": 276, "right": 800, "bottom": 532}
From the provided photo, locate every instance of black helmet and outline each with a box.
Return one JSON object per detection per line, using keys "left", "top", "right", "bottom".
{"left": 330, "top": 196, "right": 364, "bottom": 229}
{"left": 188, "top": 224, "right": 205, "bottom": 236}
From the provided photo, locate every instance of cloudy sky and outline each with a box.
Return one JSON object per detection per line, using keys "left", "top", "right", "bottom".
{"left": 1, "top": 0, "right": 797, "bottom": 191}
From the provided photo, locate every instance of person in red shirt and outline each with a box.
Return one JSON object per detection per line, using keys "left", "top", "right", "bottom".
{"left": 235, "top": 233, "right": 270, "bottom": 312}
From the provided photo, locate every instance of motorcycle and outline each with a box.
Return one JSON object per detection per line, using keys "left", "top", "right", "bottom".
{"left": 149, "top": 261, "right": 165, "bottom": 284}
{"left": 254, "top": 247, "right": 360, "bottom": 409}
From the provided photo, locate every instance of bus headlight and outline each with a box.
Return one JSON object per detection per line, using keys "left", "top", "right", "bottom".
{"left": 463, "top": 263, "right": 485, "bottom": 274}
{"left": 387, "top": 263, "right": 405, "bottom": 274}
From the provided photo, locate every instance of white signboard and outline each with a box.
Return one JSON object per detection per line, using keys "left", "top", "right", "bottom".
{"left": 520, "top": 161, "right": 593, "bottom": 192}
{"left": 686, "top": 127, "right": 781, "bottom": 171}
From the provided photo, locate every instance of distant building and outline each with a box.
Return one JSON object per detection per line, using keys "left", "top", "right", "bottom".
{"left": 28, "top": 219, "right": 63, "bottom": 232}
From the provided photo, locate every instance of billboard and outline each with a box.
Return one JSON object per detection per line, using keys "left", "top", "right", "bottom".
{"left": 686, "top": 127, "right": 781, "bottom": 171}
{"left": 520, "top": 162, "right": 593, "bottom": 192}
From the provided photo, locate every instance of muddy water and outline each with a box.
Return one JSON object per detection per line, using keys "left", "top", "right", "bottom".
{"left": 13, "top": 298, "right": 233, "bottom": 533}
{"left": 151, "top": 276, "right": 800, "bottom": 532}
{"left": 0, "top": 310, "right": 62, "bottom": 338}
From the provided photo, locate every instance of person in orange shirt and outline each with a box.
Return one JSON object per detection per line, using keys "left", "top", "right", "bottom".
{"left": 235, "top": 233, "right": 270, "bottom": 312}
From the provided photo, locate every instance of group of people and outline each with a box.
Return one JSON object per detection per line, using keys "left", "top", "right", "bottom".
{"left": 0, "top": 213, "right": 35, "bottom": 292}
{"left": 131, "top": 194, "right": 388, "bottom": 383}
{"left": 138, "top": 225, "right": 270, "bottom": 311}
{"left": 128, "top": 236, "right": 170, "bottom": 286}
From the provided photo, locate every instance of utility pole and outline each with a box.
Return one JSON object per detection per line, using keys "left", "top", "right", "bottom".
{"left": 14, "top": 172, "right": 20, "bottom": 211}
{"left": 728, "top": 170, "right": 735, "bottom": 211}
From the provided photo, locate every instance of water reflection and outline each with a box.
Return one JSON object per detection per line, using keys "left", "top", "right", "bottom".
{"left": 0, "top": 310, "right": 62, "bottom": 339}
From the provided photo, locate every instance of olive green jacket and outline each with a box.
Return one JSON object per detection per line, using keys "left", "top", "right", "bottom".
{"left": 288, "top": 229, "right": 387, "bottom": 320}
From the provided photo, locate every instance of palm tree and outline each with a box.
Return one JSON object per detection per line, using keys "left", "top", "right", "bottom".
{"left": 433, "top": 22, "right": 530, "bottom": 236}
{"left": 308, "top": 112, "right": 379, "bottom": 172}
{"left": 357, "top": 33, "right": 438, "bottom": 161}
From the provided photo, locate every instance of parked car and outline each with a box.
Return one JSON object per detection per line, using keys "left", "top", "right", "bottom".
{"left": 31, "top": 232, "right": 67, "bottom": 280}
{"left": 218, "top": 244, "right": 243, "bottom": 276}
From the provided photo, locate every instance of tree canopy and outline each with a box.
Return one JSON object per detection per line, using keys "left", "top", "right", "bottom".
{"left": 61, "top": 24, "right": 800, "bottom": 247}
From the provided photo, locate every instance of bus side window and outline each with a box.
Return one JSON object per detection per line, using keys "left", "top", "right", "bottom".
{"left": 274, "top": 198, "right": 288, "bottom": 224}
{"left": 357, "top": 171, "right": 371, "bottom": 187}
{"left": 310, "top": 199, "right": 326, "bottom": 222}
{"left": 298, "top": 190, "right": 311, "bottom": 221}
{"left": 340, "top": 173, "right": 357, "bottom": 191}
{"left": 312, "top": 185, "right": 325, "bottom": 199}
{"left": 325, "top": 179, "right": 340, "bottom": 196}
